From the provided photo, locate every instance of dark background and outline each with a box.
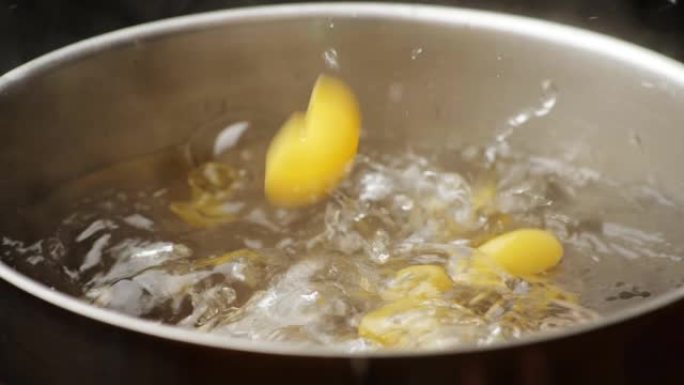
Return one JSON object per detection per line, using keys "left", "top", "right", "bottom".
{"left": 2, "top": 0, "right": 684, "bottom": 75}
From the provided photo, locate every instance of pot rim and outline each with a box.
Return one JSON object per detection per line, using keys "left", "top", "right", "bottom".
{"left": 2, "top": 2, "right": 684, "bottom": 358}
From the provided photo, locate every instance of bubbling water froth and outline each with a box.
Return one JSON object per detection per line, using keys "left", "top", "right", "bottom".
{"left": 3, "top": 107, "right": 683, "bottom": 350}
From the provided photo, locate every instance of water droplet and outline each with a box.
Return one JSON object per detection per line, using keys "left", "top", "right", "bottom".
{"left": 393, "top": 194, "right": 414, "bottom": 212}
{"left": 213, "top": 121, "right": 249, "bottom": 157}
{"left": 534, "top": 79, "right": 558, "bottom": 117}
{"left": 504, "top": 80, "right": 557, "bottom": 127}
{"left": 507, "top": 112, "right": 529, "bottom": 128}
{"left": 411, "top": 47, "right": 423, "bottom": 60}
{"left": 368, "top": 230, "right": 391, "bottom": 264}
{"left": 322, "top": 48, "right": 340, "bottom": 71}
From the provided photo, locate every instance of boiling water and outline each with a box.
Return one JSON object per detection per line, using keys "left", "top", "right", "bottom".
{"left": 3, "top": 82, "right": 684, "bottom": 350}
{"left": 3, "top": 134, "right": 683, "bottom": 351}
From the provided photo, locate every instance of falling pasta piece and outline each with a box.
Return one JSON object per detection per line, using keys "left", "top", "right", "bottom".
{"left": 265, "top": 75, "right": 361, "bottom": 207}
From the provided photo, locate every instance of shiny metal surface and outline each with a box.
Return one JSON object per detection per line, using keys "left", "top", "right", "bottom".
{"left": 2, "top": 3, "right": 684, "bottom": 357}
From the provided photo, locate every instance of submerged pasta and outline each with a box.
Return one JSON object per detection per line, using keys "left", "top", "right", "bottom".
{"left": 3, "top": 77, "right": 682, "bottom": 352}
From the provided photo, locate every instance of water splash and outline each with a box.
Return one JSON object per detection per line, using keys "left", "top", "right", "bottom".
{"left": 486, "top": 80, "right": 558, "bottom": 164}
{"left": 213, "top": 121, "right": 249, "bottom": 157}
{"left": 322, "top": 48, "right": 340, "bottom": 71}
{"left": 4, "top": 81, "right": 684, "bottom": 350}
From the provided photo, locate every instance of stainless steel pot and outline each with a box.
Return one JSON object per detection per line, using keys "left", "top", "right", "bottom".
{"left": 2, "top": 3, "right": 684, "bottom": 384}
